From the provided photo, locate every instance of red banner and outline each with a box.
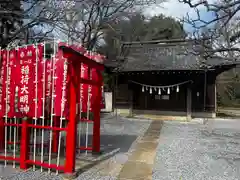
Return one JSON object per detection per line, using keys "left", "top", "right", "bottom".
{"left": 35, "top": 44, "right": 44, "bottom": 118}
{"left": 8, "top": 49, "right": 17, "bottom": 117}
{"left": 0, "top": 53, "right": 4, "bottom": 117}
{"left": 0, "top": 50, "right": 7, "bottom": 117}
{"left": 0, "top": 49, "right": 17, "bottom": 117}
{"left": 89, "top": 53, "right": 105, "bottom": 110}
{"left": 90, "top": 68, "right": 98, "bottom": 111}
{"left": 79, "top": 51, "right": 105, "bottom": 113}
{"left": 17, "top": 45, "right": 36, "bottom": 117}
{"left": 54, "top": 50, "right": 69, "bottom": 117}
{"left": 44, "top": 59, "right": 53, "bottom": 115}
{"left": 80, "top": 63, "right": 89, "bottom": 113}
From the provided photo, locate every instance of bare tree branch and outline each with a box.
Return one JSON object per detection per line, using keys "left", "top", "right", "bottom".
{"left": 0, "top": 0, "right": 76, "bottom": 47}
{"left": 57, "top": 0, "right": 164, "bottom": 50}
{"left": 179, "top": 0, "right": 240, "bottom": 58}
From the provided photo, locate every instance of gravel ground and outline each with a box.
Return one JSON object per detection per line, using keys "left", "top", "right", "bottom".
{"left": 76, "top": 116, "right": 152, "bottom": 180}
{"left": 0, "top": 115, "right": 151, "bottom": 180}
{"left": 153, "top": 119, "right": 240, "bottom": 180}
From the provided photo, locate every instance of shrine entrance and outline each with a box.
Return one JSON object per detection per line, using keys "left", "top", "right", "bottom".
{"left": 0, "top": 41, "right": 104, "bottom": 174}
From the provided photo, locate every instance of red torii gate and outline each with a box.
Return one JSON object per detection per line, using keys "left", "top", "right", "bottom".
{"left": 59, "top": 43, "right": 104, "bottom": 173}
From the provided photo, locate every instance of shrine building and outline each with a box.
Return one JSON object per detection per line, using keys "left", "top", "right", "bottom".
{"left": 104, "top": 39, "right": 239, "bottom": 120}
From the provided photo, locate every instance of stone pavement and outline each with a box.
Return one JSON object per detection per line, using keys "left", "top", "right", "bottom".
{"left": 118, "top": 120, "right": 163, "bottom": 180}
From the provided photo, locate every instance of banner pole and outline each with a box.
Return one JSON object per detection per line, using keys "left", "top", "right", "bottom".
{"left": 40, "top": 42, "right": 46, "bottom": 172}
{"left": 4, "top": 48, "right": 10, "bottom": 167}
{"left": 78, "top": 62, "right": 83, "bottom": 155}
{"left": 85, "top": 65, "right": 91, "bottom": 155}
{"left": 56, "top": 45, "right": 68, "bottom": 175}
{"left": 48, "top": 39, "right": 57, "bottom": 173}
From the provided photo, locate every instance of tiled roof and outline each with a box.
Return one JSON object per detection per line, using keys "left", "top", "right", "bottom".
{"left": 107, "top": 40, "right": 236, "bottom": 72}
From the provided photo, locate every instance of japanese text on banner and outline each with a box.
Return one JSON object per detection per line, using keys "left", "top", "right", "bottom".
{"left": 18, "top": 46, "right": 36, "bottom": 116}
{"left": 0, "top": 50, "right": 16, "bottom": 117}
{"left": 54, "top": 49, "right": 69, "bottom": 117}
{"left": 44, "top": 59, "right": 53, "bottom": 115}
{"left": 0, "top": 50, "right": 7, "bottom": 117}
{"left": 8, "top": 50, "right": 17, "bottom": 117}
{"left": 35, "top": 44, "right": 44, "bottom": 118}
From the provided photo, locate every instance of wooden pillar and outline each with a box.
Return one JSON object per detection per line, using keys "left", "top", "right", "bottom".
{"left": 64, "top": 64, "right": 77, "bottom": 174}
{"left": 144, "top": 94, "right": 147, "bottom": 109}
{"left": 206, "top": 74, "right": 216, "bottom": 115}
{"left": 128, "top": 82, "right": 133, "bottom": 117}
{"left": 129, "top": 90, "right": 133, "bottom": 117}
{"left": 187, "top": 87, "right": 192, "bottom": 121}
{"left": 113, "top": 74, "right": 118, "bottom": 114}
{"left": 92, "top": 71, "right": 102, "bottom": 153}
{"left": 203, "top": 71, "right": 207, "bottom": 111}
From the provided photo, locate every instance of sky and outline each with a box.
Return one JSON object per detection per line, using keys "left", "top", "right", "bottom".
{"left": 43, "top": 0, "right": 217, "bottom": 41}
{"left": 144, "top": 0, "right": 216, "bottom": 32}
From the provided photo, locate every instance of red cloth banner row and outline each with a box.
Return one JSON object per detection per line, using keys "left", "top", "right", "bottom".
{"left": 0, "top": 44, "right": 65, "bottom": 118}
{"left": 56, "top": 42, "right": 105, "bottom": 113}
{"left": 0, "top": 43, "right": 105, "bottom": 118}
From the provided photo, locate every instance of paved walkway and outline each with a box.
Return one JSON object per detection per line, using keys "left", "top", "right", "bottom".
{"left": 118, "top": 120, "right": 163, "bottom": 180}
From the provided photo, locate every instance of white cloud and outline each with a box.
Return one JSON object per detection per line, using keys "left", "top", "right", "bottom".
{"left": 144, "top": 0, "right": 215, "bottom": 19}
{"left": 143, "top": 0, "right": 217, "bottom": 32}
{"left": 144, "top": 0, "right": 194, "bottom": 19}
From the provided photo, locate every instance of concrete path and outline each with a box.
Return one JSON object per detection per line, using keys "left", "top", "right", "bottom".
{"left": 118, "top": 120, "right": 162, "bottom": 180}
